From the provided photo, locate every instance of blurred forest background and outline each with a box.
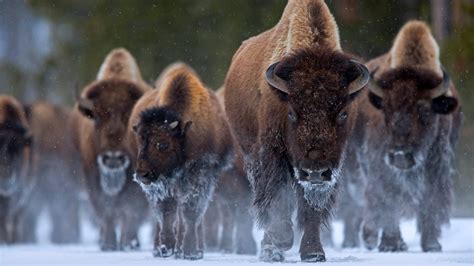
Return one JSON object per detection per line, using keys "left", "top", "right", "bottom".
{"left": 0, "top": 0, "right": 472, "bottom": 216}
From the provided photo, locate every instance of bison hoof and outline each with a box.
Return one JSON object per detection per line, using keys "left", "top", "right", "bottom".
{"left": 121, "top": 239, "right": 140, "bottom": 251}
{"left": 342, "top": 238, "right": 360, "bottom": 249}
{"left": 260, "top": 244, "right": 284, "bottom": 262}
{"left": 153, "top": 245, "right": 175, "bottom": 257}
{"left": 362, "top": 227, "right": 378, "bottom": 250}
{"left": 100, "top": 243, "right": 117, "bottom": 252}
{"left": 378, "top": 239, "right": 408, "bottom": 252}
{"left": 183, "top": 250, "right": 204, "bottom": 260}
{"left": 422, "top": 241, "right": 442, "bottom": 252}
{"left": 301, "top": 252, "right": 326, "bottom": 262}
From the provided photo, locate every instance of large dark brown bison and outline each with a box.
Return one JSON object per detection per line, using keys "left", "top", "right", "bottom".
{"left": 24, "top": 102, "right": 83, "bottom": 243}
{"left": 339, "top": 21, "right": 461, "bottom": 252}
{"left": 71, "top": 48, "right": 150, "bottom": 251}
{"left": 0, "top": 95, "right": 33, "bottom": 244}
{"left": 224, "top": 0, "right": 369, "bottom": 262}
{"left": 203, "top": 88, "right": 256, "bottom": 255}
{"left": 129, "top": 63, "right": 234, "bottom": 260}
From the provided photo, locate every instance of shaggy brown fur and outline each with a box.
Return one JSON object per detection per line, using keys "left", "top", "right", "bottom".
{"left": 203, "top": 87, "right": 256, "bottom": 255}
{"left": 224, "top": 0, "right": 368, "bottom": 262}
{"left": 129, "top": 63, "right": 233, "bottom": 260}
{"left": 70, "top": 48, "right": 150, "bottom": 251}
{"left": 339, "top": 20, "right": 461, "bottom": 253}
{"left": 0, "top": 95, "right": 33, "bottom": 244}
{"left": 24, "top": 102, "right": 83, "bottom": 244}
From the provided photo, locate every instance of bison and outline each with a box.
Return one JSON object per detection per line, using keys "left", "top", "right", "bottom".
{"left": 0, "top": 95, "right": 33, "bottom": 244}
{"left": 129, "top": 63, "right": 234, "bottom": 260}
{"left": 23, "top": 102, "right": 83, "bottom": 243}
{"left": 339, "top": 21, "right": 461, "bottom": 252}
{"left": 71, "top": 48, "right": 150, "bottom": 251}
{"left": 203, "top": 88, "right": 256, "bottom": 255}
{"left": 224, "top": 0, "right": 369, "bottom": 262}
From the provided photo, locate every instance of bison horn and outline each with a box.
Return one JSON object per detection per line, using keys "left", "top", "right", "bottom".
{"left": 347, "top": 60, "right": 370, "bottom": 94}
{"left": 77, "top": 97, "right": 94, "bottom": 110}
{"left": 430, "top": 68, "right": 451, "bottom": 99}
{"left": 368, "top": 67, "right": 385, "bottom": 98}
{"left": 265, "top": 61, "right": 289, "bottom": 94}
{"left": 169, "top": 121, "right": 179, "bottom": 129}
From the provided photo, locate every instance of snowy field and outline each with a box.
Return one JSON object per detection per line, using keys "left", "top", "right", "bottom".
{"left": 0, "top": 216, "right": 472, "bottom": 266}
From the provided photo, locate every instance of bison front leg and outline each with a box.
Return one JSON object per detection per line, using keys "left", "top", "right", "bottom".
{"left": 235, "top": 200, "right": 257, "bottom": 255}
{"left": 99, "top": 217, "right": 117, "bottom": 251}
{"left": 218, "top": 200, "right": 235, "bottom": 253}
{"left": 155, "top": 197, "right": 178, "bottom": 257}
{"left": 258, "top": 183, "right": 295, "bottom": 262}
{"left": 0, "top": 201, "right": 8, "bottom": 244}
{"left": 296, "top": 187, "right": 326, "bottom": 262}
{"left": 120, "top": 214, "right": 141, "bottom": 251}
{"left": 180, "top": 195, "right": 208, "bottom": 260}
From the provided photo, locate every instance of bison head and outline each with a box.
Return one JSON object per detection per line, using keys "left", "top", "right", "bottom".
{"left": 0, "top": 121, "right": 31, "bottom": 196}
{"left": 77, "top": 79, "right": 143, "bottom": 196}
{"left": 265, "top": 48, "right": 369, "bottom": 190}
{"left": 368, "top": 67, "right": 458, "bottom": 170}
{"left": 132, "top": 107, "right": 192, "bottom": 201}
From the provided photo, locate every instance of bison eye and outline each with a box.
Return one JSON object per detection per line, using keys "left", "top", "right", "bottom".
{"left": 157, "top": 142, "right": 170, "bottom": 151}
{"left": 337, "top": 111, "right": 348, "bottom": 124}
{"left": 288, "top": 108, "right": 297, "bottom": 123}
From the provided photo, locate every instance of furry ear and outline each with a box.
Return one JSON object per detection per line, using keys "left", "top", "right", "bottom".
{"left": 432, "top": 95, "right": 458, "bottom": 114}
{"left": 368, "top": 92, "right": 383, "bottom": 109}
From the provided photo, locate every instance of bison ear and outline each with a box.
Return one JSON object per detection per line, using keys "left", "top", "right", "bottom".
{"left": 77, "top": 98, "right": 95, "bottom": 120}
{"left": 368, "top": 92, "right": 383, "bottom": 109}
{"left": 432, "top": 95, "right": 458, "bottom": 114}
{"left": 132, "top": 124, "right": 138, "bottom": 133}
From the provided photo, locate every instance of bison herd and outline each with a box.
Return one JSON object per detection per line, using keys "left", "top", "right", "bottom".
{"left": 0, "top": 0, "right": 462, "bottom": 263}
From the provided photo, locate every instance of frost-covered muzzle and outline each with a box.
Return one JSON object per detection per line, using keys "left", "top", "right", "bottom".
{"left": 97, "top": 151, "right": 130, "bottom": 196}
{"left": 294, "top": 166, "right": 340, "bottom": 210}
{"left": 133, "top": 173, "right": 175, "bottom": 203}
{"left": 0, "top": 172, "right": 18, "bottom": 197}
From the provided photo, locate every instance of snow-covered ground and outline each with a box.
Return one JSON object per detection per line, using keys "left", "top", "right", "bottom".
{"left": 0, "top": 215, "right": 473, "bottom": 266}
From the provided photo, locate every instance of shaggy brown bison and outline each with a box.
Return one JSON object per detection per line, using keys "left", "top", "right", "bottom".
{"left": 339, "top": 21, "right": 461, "bottom": 252}
{"left": 203, "top": 88, "right": 256, "bottom": 255}
{"left": 24, "top": 102, "right": 83, "bottom": 243}
{"left": 0, "top": 95, "right": 33, "bottom": 244}
{"left": 129, "top": 63, "right": 233, "bottom": 260}
{"left": 224, "top": 0, "right": 369, "bottom": 262}
{"left": 71, "top": 48, "right": 150, "bottom": 250}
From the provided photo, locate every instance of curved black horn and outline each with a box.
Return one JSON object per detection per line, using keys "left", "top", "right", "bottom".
{"left": 347, "top": 60, "right": 370, "bottom": 94}
{"left": 430, "top": 68, "right": 451, "bottom": 99}
{"left": 265, "top": 61, "right": 289, "bottom": 94}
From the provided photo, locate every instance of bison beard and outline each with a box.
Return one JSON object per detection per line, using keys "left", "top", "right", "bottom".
{"left": 97, "top": 155, "right": 130, "bottom": 196}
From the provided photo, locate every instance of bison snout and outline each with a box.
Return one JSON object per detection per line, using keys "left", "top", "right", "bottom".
{"left": 386, "top": 149, "right": 416, "bottom": 170}
{"left": 98, "top": 151, "right": 130, "bottom": 171}
{"left": 299, "top": 160, "right": 333, "bottom": 184}
{"left": 134, "top": 169, "right": 156, "bottom": 185}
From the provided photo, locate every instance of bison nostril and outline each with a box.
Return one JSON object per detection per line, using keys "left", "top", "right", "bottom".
{"left": 321, "top": 169, "right": 332, "bottom": 181}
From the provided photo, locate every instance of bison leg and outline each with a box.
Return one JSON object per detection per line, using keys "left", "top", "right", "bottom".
{"left": 296, "top": 187, "right": 326, "bottom": 263}
{"left": 174, "top": 210, "right": 185, "bottom": 258}
{"left": 0, "top": 201, "right": 8, "bottom": 244}
{"left": 100, "top": 218, "right": 117, "bottom": 251}
{"left": 219, "top": 200, "right": 234, "bottom": 253}
{"left": 203, "top": 200, "right": 220, "bottom": 251}
{"left": 378, "top": 226, "right": 407, "bottom": 252}
{"left": 342, "top": 213, "right": 363, "bottom": 248}
{"left": 235, "top": 202, "right": 257, "bottom": 255}
{"left": 154, "top": 197, "right": 178, "bottom": 257}
{"left": 259, "top": 183, "right": 295, "bottom": 262}
{"left": 51, "top": 195, "right": 80, "bottom": 244}
{"left": 119, "top": 214, "right": 141, "bottom": 251}
{"left": 180, "top": 195, "right": 208, "bottom": 260}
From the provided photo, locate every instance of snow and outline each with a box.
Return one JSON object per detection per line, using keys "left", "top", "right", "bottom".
{"left": 0, "top": 216, "right": 473, "bottom": 266}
